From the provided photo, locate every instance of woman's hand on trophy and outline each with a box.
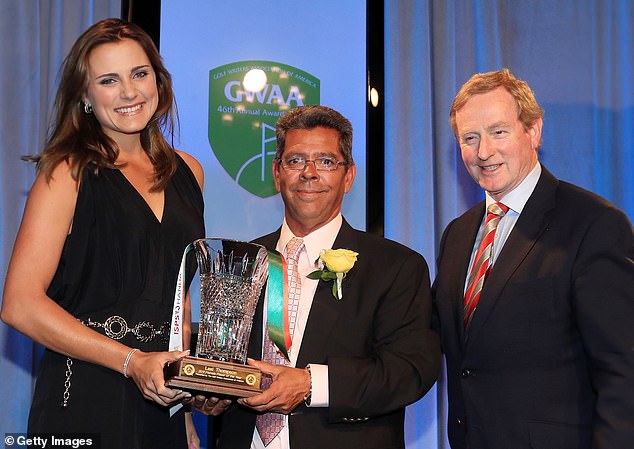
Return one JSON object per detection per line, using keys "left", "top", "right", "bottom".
{"left": 237, "top": 359, "right": 311, "bottom": 414}
{"left": 183, "top": 395, "right": 233, "bottom": 416}
{"left": 126, "top": 349, "right": 192, "bottom": 406}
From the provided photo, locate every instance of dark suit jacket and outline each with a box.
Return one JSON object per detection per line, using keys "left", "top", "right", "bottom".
{"left": 432, "top": 167, "right": 634, "bottom": 449}
{"left": 218, "top": 219, "right": 441, "bottom": 449}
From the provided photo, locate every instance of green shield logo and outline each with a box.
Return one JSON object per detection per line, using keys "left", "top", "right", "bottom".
{"left": 208, "top": 61, "right": 320, "bottom": 198}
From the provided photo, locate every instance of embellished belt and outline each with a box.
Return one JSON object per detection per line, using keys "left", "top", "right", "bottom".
{"left": 82, "top": 316, "right": 170, "bottom": 344}
{"left": 62, "top": 316, "right": 171, "bottom": 408}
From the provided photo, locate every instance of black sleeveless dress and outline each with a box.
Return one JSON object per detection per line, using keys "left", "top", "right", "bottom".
{"left": 28, "top": 154, "right": 205, "bottom": 449}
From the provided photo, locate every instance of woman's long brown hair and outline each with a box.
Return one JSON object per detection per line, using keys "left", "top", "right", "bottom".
{"left": 31, "top": 18, "right": 178, "bottom": 191}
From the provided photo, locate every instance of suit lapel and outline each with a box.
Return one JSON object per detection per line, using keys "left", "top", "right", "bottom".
{"left": 465, "top": 168, "right": 559, "bottom": 345}
{"left": 447, "top": 204, "right": 487, "bottom": 345}
{"left": 296, "top": 220, "right": 356, "bottom": 368}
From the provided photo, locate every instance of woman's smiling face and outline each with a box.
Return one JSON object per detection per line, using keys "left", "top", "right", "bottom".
{"left": 84, "top": 38, "right": 159, "bottom": 145}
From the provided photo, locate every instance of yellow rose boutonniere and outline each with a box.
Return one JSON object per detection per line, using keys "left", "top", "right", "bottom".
{"left": 307, "top": 248, "right": 359, "bottom": 299}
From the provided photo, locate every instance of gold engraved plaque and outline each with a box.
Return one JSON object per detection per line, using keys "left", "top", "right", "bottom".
{"left": 165, "top": 356, "right": 262, "bottom": 397}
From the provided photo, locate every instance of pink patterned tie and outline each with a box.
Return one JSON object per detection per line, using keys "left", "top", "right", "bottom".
{"left": 463, "top": 202, "right": 508, "bottom": 329}
{"left": 256, "top": 237, "right": 304, "bottom": 446}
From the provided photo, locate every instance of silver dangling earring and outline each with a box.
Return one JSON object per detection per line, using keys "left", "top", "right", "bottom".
{"left": 83, "top": 102, "right": 93, "bottom": 114}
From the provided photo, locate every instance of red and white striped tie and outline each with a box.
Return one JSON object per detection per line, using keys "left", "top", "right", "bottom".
{"left": 463, "top": 202, "right": 508, "bottom": 329}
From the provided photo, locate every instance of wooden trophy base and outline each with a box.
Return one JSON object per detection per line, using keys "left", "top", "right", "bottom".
{"left": 165, "top": 356, "right": 262, "bottom": 397}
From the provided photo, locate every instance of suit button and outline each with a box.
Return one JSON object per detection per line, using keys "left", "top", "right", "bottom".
{"left": 461, "top": 369, "right": 471, "bottom": 378}
{"left": 457, "top": 417, "right": 463, "bottom": 425}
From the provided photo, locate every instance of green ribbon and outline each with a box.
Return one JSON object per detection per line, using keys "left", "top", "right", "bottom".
{"left": 266, "top": 249, "right": 290, "bottom": 361}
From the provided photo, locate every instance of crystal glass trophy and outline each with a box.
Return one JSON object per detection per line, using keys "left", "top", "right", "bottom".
{"left": 165, "top": 239, "right": 269, "bottom": 397}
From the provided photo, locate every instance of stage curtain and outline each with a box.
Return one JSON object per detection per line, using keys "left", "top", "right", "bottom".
{"left": 385, "top": 1, "right": 633, "bottom": 448}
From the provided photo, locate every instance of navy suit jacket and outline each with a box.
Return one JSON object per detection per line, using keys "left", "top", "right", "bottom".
{"left": 218, "top": 219, "right": 441, "bottom": 449}
{"left": 433, "top": 167, "right": 634, "bottom": 449}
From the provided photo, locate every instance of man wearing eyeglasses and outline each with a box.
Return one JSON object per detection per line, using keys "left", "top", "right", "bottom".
{"left": 215, "top": 105, "right": 441, "bottom": 449}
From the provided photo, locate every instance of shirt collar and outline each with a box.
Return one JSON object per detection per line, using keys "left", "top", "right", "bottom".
{"left": 486, "top": 162, "right": 541, "bottom": 214}
{"left": 278, "top": 214, "right": 343, "bottom": 267}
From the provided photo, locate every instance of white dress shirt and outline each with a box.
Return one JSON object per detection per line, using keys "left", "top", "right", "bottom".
{"left": 251, "top": 214, "right": 342, "bottom": 449}
{"left": 464, "top": 163, "right": 542, "bottom": 293}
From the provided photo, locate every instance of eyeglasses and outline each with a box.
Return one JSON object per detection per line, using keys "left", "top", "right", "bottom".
{"left": 279, "top": 156, "right": 348, "bottom": 172}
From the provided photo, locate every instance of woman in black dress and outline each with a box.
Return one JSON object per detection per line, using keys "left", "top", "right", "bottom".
{"left": 1, "top": 18, "right": 204, "bottom": 448}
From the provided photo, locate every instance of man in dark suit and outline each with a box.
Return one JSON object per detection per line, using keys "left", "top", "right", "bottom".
{"left": 217, "top": 105, "right": 441, "bottom": 449}
{"left": 433, "top": 68, "right": 634, "bottom": 449}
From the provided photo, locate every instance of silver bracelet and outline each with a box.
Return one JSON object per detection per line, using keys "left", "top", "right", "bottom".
{"left": 123, "top": 348, "right": 138, "bottom": 378}
{"left": 303, "top": 364, "right": 312, "bottom": 406}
